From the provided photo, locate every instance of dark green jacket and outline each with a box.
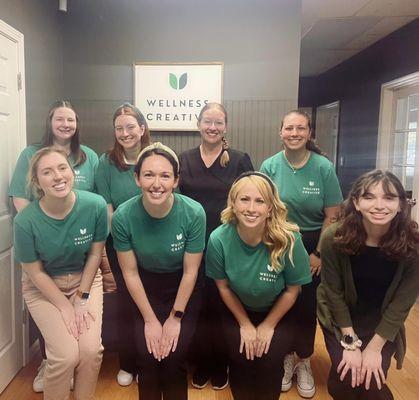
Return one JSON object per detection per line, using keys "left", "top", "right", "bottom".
{"left": 317, "top": 223, "right": 419, "bottom": 369}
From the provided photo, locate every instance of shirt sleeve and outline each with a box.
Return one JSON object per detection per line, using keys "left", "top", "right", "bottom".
{"left": 13, "top": 217, "right": 38, "bottom": 263}
{"left": 185, "top": 205, "right": 206, "bottom": 253}
{"left": 95, "top": 155, "right": 112, "bottom": 204}
{"left": 111, "top": 208, "right": 132, "bottom": 252}
{"left": 323, "top": 164, "right": 343, "bottom": 207}
{"left": 205, "top": 233, "right": 227, "bottom": 280}
{"left": 239, "top": 153, "right": 254, "bottom": 172}
{"left": 282, "top": 233, "right": 312, "bottom": 286}
{"left": 9, "top": 148, "right": 33, "bottom": 200}
{"left": 93, "top": 196, "right": 109, "bottom": 242}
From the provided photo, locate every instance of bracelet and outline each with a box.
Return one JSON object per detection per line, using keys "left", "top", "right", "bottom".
{"left": 340, "top": 334, "right": 362, "bottom": 351}
{"left": 312, "top": 249, "right": 321, "bottom": 258}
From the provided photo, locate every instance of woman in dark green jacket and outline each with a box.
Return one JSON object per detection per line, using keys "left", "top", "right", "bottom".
{"left": 317, "top": 169, "right": 419, "bottom": 400}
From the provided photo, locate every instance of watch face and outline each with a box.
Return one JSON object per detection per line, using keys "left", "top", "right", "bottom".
{"left": 343, "top": 335, "right": 354, "bottom": 344}
{"left": 81, "top": 292, "right": 90, "bottom": 300}
{"left": 174, "top": 310, "right": 184, "bottom": 319}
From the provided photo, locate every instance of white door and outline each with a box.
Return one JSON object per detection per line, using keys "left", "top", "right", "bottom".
{"left": 0, "top": 20, "right": 26, "bottom": 393}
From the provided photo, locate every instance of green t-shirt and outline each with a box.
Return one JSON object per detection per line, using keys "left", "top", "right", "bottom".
{"left": 206, "top": 223, "right": 311, "bottom": 312}
{"left": 95, "top": 153, "right": 141, "bottom": 209}
{"left": 14, "top": 190, "right": 108, "bottom": 276}
{"left": 9, "top": 144, "right": 98, "bottom": 200}
{"left": 260, "top": 151, "right": 343, "bottom": 231}
{"left": 112, "top": 193, "right": 206, "bottom": 273}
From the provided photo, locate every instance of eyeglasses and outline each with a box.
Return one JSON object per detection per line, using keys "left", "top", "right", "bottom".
{"left": 201, "top": 119, "right": 225, "bottom": 127}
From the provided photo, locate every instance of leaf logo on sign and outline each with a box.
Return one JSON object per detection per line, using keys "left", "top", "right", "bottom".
{"left": 169, "top": 73, "right": 187, "bottom": 90}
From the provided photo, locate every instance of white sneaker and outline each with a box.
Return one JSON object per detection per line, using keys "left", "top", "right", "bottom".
{"left": 281, "top": 353, "right": 296, "bottom": 392}
{"left": 117, "top": 369, "right": 134, "bottom": 386}
{"left": 295, "top": 358, "right": 316, "bottom": 398}
{"left": 33, "top": 359, "right": 47, "bottom": 393}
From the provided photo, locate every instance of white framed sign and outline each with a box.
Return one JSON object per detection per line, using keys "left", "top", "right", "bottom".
{"left": 134, "top": 62, "right": 223, "bottom": 131}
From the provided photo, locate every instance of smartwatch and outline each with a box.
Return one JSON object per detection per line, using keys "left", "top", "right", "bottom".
{"left": 76, "top": 290, "right": 90, "bottom": 304}
{"left": 172, "top": 309, "right": 184, "bottom": 320}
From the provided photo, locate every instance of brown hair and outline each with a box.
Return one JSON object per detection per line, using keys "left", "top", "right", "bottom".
{"left": 108, "top": 103, "right": 151, "bottom": 171}
{"left": 280, "top": 109, "right": 325, "bottom": 156}
{"left": 27, "top": 147, "right": 74, "bottom": 199}
{"left": 41, "top": 100, "right": 86, "bottom": 166}
{"left": 334, "top": 169, "right": 419, "bottom": 261}
{"left": 221, "top": 174, "right": 299, "bottom": 271}
{"left": 197, "top": 102, "right": 230, "bottom": 167}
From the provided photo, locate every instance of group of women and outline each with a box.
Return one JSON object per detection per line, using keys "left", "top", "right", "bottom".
{"left": 9, "top": 100, "right": 419, "bottom": 400}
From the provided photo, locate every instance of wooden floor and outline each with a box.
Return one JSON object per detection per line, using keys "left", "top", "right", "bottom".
{"left": 1, "top": 303, "right": 418, "bottom": 399}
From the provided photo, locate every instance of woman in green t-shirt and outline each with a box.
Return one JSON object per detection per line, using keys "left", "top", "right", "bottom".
{"left": 260, "top": 110, "right": 342, "bottom": 397}
{"left": 318, "top": 170, "right": 419, "bottom": 400}
{"left": 14, "top": 147, "right": 108, "bottom": 400}
{"left": 95, "top": 103, "right": 152, "bottom": 386}
{"left": 111, "top": 142, "right": 206, "bottom": 400}
{"left": 206, "top": 172, "right": 311, "bottom": 400}
{"left": 8, "top": 100, "right": 110, "bottom": 393}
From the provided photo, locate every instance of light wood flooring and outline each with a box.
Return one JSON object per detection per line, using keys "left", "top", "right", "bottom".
{"left": 1, "top": 303, "right": 418, "bottom": 400}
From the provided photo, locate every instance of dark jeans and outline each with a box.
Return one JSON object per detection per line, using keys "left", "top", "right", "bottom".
{"left": 222, "top": 304, "right": 294, "bottom": 400}
{"left": 189, "top": 271, "right": 228, "bottom": 377}
{"left": 287, "top": 229, "right": 321, "bottom": 358}
{"left": 322, "top": 326, "right": 395, "bottom": 400}
{"left": 106, "top": 236, "right": 137, "bottom": 374}
{"left": 135, "top": 266, "right": 201, "bottom": 400}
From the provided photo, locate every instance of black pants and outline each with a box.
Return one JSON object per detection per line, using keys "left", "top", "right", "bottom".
{"left": 189, "top": 268, "right": 228, "bottom": 377}
{"left": 106, "top": 236, "right": 137, "bottom": 374}
{"left": 135, "top": 266, "right": 201, "bottom": 400}
{"left": 287, "top": 229, "right": 320, "bottom": 358}
{"left": 322, "top": 326, "right": 395, "bottom": 400}
{"left": 222, "top": 305, "right": 294, "bottom": 400}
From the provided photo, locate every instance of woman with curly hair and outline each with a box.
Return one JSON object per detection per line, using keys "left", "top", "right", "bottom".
{"left": 318, "top": 169, "right": 419, "bottom": 400}
{"left": 206, "top": 172, "right": 311, "bottom": 400}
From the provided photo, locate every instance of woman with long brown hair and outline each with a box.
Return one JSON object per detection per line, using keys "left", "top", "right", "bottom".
{"left": 95, "top": 102, "right": 151, "bottom": 385}
{"left": 318, "top": 169, "right": 419, "bottom": 400}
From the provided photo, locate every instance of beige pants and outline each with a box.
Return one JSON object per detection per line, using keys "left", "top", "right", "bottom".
{"left": 23, "top": 271, "right": 104, "bottom": 400}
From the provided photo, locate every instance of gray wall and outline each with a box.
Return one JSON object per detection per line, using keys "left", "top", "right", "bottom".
{"left": 0, "top": 0, "right": 64, "bottom": 144}
{"left": 62, "top": 0, "right": 301, "bottom": 168}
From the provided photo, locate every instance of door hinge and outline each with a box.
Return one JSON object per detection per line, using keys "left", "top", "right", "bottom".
{"left": 17, "top": 72, "right": 22, "bottom": 90}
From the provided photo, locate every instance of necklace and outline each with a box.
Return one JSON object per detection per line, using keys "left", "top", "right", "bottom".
{"left": 283, "top": 150, "right": 310, "bottom": 174}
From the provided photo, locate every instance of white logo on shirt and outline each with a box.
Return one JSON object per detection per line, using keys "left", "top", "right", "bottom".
{"left": 267, "top": 264, "right": 274, "bottom": 272}
{"left": 309, "top": 181, "right": 314, "bottom": 186}
{"left": 75, "top": 170, "right": 80, "bottom": 175}
{"left": 302, "top": 180, "right": 320, "bottom": 195}
{"left": 170, "top": 232, "right": 185, "bottom": 252}
{"left": 74, "top": 228, "right": 93, "bottom": 246}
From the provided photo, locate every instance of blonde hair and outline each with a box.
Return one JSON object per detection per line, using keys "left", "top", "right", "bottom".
{"left": 27, "top": 147, "right": 74, "bottom": 199}
{"left": 221, "top": 174, "right": 299, "bottom": 271}
{"left": 197, "top": 102, "right": 230, "bottom": 167}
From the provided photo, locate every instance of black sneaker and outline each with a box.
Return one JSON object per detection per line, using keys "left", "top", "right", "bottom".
{"left": 211, "top": 367, "right": 229, "bottom": 390}
{"left": 191, "top": 368, "right": 210, "bottom": 389}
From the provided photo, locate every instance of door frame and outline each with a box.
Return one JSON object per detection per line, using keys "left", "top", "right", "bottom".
{"left": 0, "top": 18, "right": 28, "bottom": 363}
{"left": 377, "top": 71, "right": 419, "bottom": 222}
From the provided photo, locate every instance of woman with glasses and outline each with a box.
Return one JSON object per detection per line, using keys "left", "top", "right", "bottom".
{"left": 179, "top": 102, "right": 253, "bottom": 390}
{"left": 95, "top": 103, "right": 151, "bottom": 386}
